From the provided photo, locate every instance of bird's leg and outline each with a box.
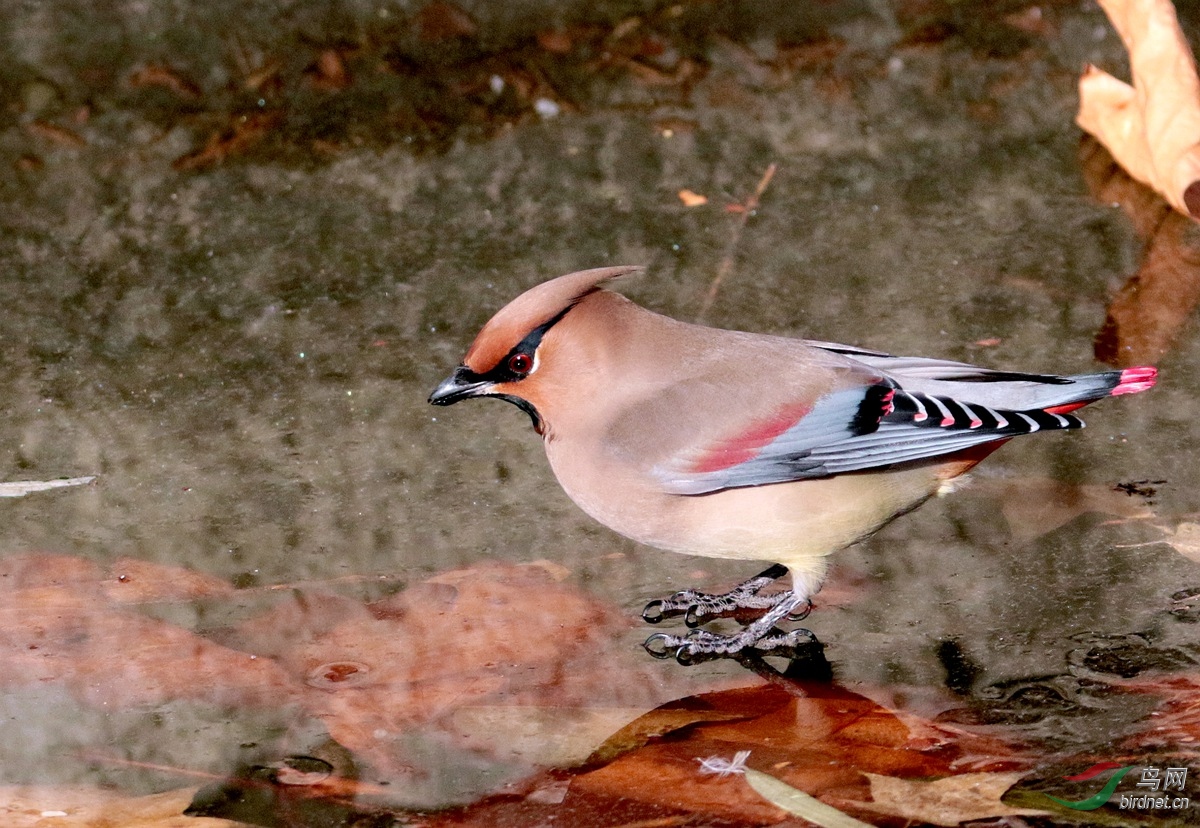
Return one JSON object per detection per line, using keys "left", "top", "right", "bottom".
{"left": 644, "top": 588, "right": 815, "bottom": 665}
{"left": 642, "top": 563, "right": 806, "bottom": 628}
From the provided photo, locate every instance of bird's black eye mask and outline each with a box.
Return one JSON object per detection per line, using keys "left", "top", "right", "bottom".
{"left": 468, "top": 304, "right": 574, "bottom": 386}
{"left": 455, "top": 304, "right": 576, "bottom": 433}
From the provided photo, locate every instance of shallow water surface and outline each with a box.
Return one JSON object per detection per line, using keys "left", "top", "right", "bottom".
{"left": 1, "top": 0, "right": 1198, "bottom": 824}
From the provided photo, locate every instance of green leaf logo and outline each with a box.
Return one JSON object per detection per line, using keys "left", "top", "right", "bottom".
{"left": 1044, "top": 765, "right": 1135, "bottom": 811}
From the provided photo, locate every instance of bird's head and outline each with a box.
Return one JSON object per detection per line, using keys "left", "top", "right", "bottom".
{"left": 428, "top": 266, "right": 642, "bottom": 433}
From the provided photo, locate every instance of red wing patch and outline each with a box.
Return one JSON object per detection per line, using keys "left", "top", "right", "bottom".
{"left": 687, "top": 402, "right": 812, "bottom": 474}
{"left": 1043, "top": 402, "right": 1087, "bottom": 415}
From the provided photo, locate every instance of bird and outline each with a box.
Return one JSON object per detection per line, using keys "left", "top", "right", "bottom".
{"left": 428, "top": 266, "right": 1158, "bottom": 664}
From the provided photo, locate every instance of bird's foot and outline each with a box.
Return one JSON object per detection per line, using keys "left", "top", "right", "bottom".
{"left": 643, "top": 587, "right": 814, "bottom": 665}
{"left": 642, "top": 563, "right": 809, "bottom": 628}
{"left": 644, "top": 625, "right": 817, "bottom": 665}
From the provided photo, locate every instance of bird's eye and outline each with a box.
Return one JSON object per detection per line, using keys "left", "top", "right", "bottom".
{"left": 507, "top": 353, "right": 533, "bottom": 375}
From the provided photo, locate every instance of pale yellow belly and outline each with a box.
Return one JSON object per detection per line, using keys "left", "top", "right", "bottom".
{"left": 547, "top": 436, "right": 944, "bottom": 588}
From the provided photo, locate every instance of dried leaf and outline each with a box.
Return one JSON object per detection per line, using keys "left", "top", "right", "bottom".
{"left": 1078, "top": 0, "right": 1200, "bottom": 217}
{"left": 308, "top": 50, "right": 350, "bottom": 91}
{"left": 744, "top": 769, "right": 873, "bottom": 828}
{"left": 0, "top": 476, "right": 94, "bottom": 497}
{"left": 1078, "top": 137, "right": 1200, "bottom": 364}
{"left": 536, "top": 29, "right": 574, "bottom": 54}
{"left": 128, "top": 63, "right": 202, "bottom": 100}
{"left": 857, "top": 771, "right": 1049, "bottom": 825}
{"left": 0, "top": 785, "right": 236, "bottom": 827}
{"left": 173, "top": 112, "right": 281, "bottom": 171}
{"left": 447, "top": 705, "right": 647, "bottom": 768}
{"left": 572, "top": 742, "right": 791, "bottom": 823}
{"left": 24, "top": 120, "right": 87, "bottom": 148}
{"left": 416, "top": 0, "right": 477, "bottom": 41}
{"left": 1003, "top": 6, "right": 1054, "bottom": 37}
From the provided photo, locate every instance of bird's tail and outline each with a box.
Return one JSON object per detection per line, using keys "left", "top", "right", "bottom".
{"left": 1044, "top": 366, "right": 1158, "bottom": 415}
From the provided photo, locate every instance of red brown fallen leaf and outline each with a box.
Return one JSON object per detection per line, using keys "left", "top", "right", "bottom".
{"left": 0, "top": 551, "right": 690, "bottom": 798}
{"left": 536, "top": 29, "right": 574, "bottom": 54}
{"left": 1078, "top": 0, "right": 1200, "bottom": 218}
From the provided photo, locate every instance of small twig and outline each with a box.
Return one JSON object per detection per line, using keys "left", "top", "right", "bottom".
{"left": 74, "top": 750, "right": 226, "bottom": 782}
{"left": 76, "top": 750, "right": 398, "bottom": 799}
{"left": 699, "top": 162, "right": 778, "bottom": 319}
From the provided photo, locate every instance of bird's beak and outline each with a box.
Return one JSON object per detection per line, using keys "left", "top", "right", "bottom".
{"left": 428, "top": 365, "right": 492, "bottom": 406}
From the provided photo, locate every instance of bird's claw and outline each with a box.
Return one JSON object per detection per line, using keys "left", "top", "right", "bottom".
{"left": 641, "top": 600, "right": 667, "bottom": 625}
{"left": 786, "top": 600, "right": 813, "bottom": 622}
{"left": 643, "top": 632, "right": 677, "bottom": 659}
{"left": 643, "top": 626, "right": 817, "bottom": 665}
{"left": 641, "top": 588, "right": 712, "bottom": 624}
{"left": 641, "top": 564, "right": 792, "bottom": 628}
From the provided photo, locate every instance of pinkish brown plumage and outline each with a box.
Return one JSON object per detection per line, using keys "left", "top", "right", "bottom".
{"left": 430, "top": 267, "right": 1158, "bottom": 663}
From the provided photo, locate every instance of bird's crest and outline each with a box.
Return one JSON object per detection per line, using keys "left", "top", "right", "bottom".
{"left": 463, "top": 266, "right": 642, "bottom": 373}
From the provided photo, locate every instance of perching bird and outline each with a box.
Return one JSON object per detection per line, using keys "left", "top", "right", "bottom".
{"left": 429, "top": 266, "right": 1157, "bottom": 663}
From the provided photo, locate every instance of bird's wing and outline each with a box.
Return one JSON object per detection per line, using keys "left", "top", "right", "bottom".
{"left": 652, "top": 377, "right": 1085, "bottom": 496}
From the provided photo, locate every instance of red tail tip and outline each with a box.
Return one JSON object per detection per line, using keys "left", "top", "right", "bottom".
{"left": 1112, "top": 366, "right": 1158, "bottom": 396}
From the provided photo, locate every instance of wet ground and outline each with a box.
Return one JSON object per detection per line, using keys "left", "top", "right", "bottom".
{"left": 2, "top": 0, "right": 1199, "bottom": 825}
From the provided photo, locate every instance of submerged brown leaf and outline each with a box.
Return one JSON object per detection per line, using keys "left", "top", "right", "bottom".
{"left": 1095, "top": 208, "right": 1200, "bottom": 365}
{"left": 226, "top": 561, "right": 654, "bottom": 780}
{"left": 976, "top": 475, "right": 1154, "bottom": 541}
{"left": 569, "top": 681, "right": 1030, "bottom": 825}
{"left": 103, "top": 557, "right": 236, "bottom": 603}
{"left": 0, "top": 552, "right": 301, "bottom": 709}
{"left": 1079, "top": 136, "right": 1200, "bottom": 365}
{"left": 1078, "top": 0, "right": 1200, "bottom": 218}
